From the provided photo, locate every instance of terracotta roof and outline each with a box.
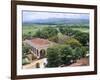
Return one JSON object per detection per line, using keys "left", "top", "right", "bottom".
{"left": 31, "top": 38, "right": 50, "bottom": 46}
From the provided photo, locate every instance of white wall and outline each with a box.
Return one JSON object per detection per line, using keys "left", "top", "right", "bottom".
{"left": 0, "top": 0, "right": 100, "bottom": 80}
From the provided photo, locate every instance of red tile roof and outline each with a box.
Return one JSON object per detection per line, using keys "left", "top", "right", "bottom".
{"left": 31, "top": 38, "right": 50, "bottom": 46}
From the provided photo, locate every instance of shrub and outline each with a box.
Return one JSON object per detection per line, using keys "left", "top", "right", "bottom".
{"left": 22, "top": 57, "right": 30, "bottom": 65}
{"left": 22, "top": 43, "right": 32, "bottom": 58}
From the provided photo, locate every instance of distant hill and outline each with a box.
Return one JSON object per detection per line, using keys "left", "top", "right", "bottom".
{"left": 23, "top": 18, "right": 89, "bottom": 25}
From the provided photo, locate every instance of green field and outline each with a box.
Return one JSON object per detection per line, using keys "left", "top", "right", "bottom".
{"left": 22, "top": 24, "right": 89, "bottom": 36}
{"left": 22, "top": 26, "right": 39, "bottom": 35}
{"left": 72, "top": 28, "right": 89, "bottom": 33}
{"left": 22, "top": 24, "right": 56, "bottom": 35}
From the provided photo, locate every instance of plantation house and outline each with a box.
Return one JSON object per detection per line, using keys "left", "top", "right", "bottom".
{"left": 23, "top": 38, "right": 56, "bottom": 68}
{"left": 23, "top": 38, "right": 55, "bottom": 59}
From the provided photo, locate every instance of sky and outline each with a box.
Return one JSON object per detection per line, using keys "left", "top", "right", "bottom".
{"left": 22, "top": 11, "right": 89, "bottom": 22}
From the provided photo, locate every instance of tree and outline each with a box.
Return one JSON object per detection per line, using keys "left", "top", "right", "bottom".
{"left": 65, "top": 37, "right": 82, "bottom": 49}
{"left": 46, "top": 47, "right": 61, "bottom": 67}
{"left": 34, "top": 27, "right": 58, "bottom": 39}
{"left": 48, "top": 35, "right": 58, "bottom": 43}
{"left": 74, "top": 32, "right": 89, "bottom": 46}
{"left": 46, "top": 45, "right": 73, "bottom": 67}
{"left": 59, "top": 45, "right": 73, "bottom": 65}
{"left": 34, "top": 29, "right": 44, "bottom": 38}
{"left": 72, "top": 47, "right": 83, "bottom": 60}
{"left": 71, "top": 46, "right": 87, "bottom": 63}
{"left": 59, "top": 27, "right": 76, "bottom": 36}
{"left": 81, "top": 46, "right": 87, "bottom": 57}
{"left": 22, "top": 32, "right": 33, "bottom": 40}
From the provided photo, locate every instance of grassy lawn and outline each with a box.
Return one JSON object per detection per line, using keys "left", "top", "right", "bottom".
{"left": 72, "top": 28, "right": 89, "bottom": 33}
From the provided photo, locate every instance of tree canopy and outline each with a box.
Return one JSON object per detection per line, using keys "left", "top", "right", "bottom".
{"left": 46, "top": 47, "right": 61, "bottom": 67}
{"left": 74, "top": 32, "right": 89, "bottom": 46}
{"left": 46, "top": 44, "right": 88, "bottom": 67}
{"left": 34, "top": 27, "right": 58, "bottom": 39}
{"left": 46, "top": 45, "right": 73, "bottom": 67}
{"left": 64, "top": 37, "right": 82, "bottom": 49}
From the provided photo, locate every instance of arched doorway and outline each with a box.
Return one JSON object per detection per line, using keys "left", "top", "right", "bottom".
{"left": 40, "top": 49, "right": 45, "bottom": 58}
{"left": 36, "top": 63, "right": 40, "bottom": 68}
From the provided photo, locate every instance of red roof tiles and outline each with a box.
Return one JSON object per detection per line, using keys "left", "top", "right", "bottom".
{"left": 31, "top": 38, "right": 49, "bottom": 46}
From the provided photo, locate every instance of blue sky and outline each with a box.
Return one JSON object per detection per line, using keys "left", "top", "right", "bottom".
{"left": 22, "top": 11, "right": 89, "bottom": 22}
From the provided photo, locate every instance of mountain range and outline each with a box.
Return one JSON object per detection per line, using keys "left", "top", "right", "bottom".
{"left": 23, "top": 18, "right": 89, "bottom": 25}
